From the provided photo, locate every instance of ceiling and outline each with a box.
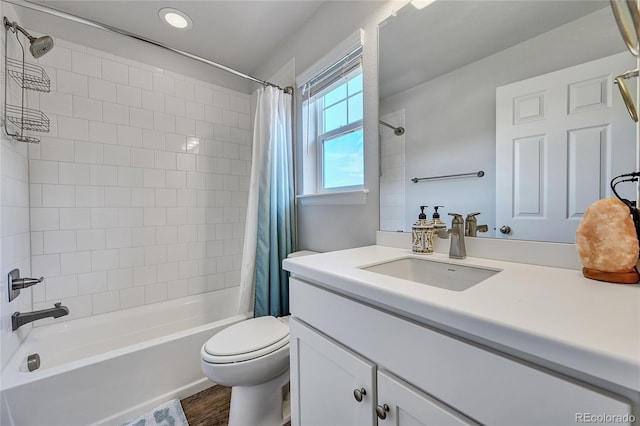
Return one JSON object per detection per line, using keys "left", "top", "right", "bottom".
{"left": 29, "top": 0, "right": 324, "bottom": 76}
{"left": 379, "top": 0, "right": 611, "bottom": 99}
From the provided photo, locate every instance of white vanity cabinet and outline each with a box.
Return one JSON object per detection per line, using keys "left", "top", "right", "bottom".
{"left": 290, "top": 318, "right": 474, "bottom": 426}
{"left": 289, "top": 277, "right": 633, "bottom": 426}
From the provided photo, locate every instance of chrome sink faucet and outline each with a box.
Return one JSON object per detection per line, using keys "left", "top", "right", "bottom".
{"left": 436, "top": 213, "right": 466, "bottom": 259}
{"left": 12, "top": 302, "right": 69, "bottom": 331}
{"left": 465, "top": 212, "right": 489, "bottom": 237}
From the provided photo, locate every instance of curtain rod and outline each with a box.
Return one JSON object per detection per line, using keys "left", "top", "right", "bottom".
{"left": 6, "top": 0, "right": 292, "bottom": 93}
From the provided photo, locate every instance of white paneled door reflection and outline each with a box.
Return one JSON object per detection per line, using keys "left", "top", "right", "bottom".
{"left": 496, "top": 52, "right": 636, "bottom": 243}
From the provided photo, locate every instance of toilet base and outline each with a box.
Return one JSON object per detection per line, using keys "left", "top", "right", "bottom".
{"left": 228, "top": 370, "right": 290, "bottom": 426}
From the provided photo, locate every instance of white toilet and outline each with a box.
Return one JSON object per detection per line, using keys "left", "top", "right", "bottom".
{"left": 200, "top": 250, "right": 316, "bottom": 426}
{"left": 201, "top": 316, "right": 290, "bottom": 426}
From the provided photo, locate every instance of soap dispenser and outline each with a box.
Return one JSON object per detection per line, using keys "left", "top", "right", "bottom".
{"left": 412, "top": 206, "right": 434, "bottom": 254}
{"left": 432, "top": 206, "right": 447, "bottom": 231}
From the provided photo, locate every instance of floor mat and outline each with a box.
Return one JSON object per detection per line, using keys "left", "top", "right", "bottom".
{"left": 119, "top": 399, "right": 189, "bottom": 426}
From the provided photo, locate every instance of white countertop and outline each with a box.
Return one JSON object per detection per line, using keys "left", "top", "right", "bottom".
{"left": 283, "top": 245, "right": 640, "bottom": 393}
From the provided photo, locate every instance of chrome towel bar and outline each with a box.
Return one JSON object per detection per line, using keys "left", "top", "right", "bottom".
{"left": 411, "top": 170, "right": 484, "bottom": 183}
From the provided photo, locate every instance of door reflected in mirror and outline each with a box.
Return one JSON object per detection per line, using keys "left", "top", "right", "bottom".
{"left": 378, "top": 0, "right": 638, "bottom": 243}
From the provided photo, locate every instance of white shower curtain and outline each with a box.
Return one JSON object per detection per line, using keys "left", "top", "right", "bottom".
{"left": 237, "top": 86, "right": 295, "bottom": 315}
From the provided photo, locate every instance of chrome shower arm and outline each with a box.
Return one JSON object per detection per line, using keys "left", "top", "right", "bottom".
{"left": 12, "top": 23, "right": 35, "bottom": 41}
{"left": 379, "top": 120, "right": 405, "bottom": 136}
{"left": 3, "top": 17, "right": 34, "bottom": 41}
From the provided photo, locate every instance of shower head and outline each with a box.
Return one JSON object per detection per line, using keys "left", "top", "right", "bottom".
{"left": 28, "top": 35, "right": 54, "bottom": 58}
{"left": 3, "top": 18, "right": 54, "bottom": 58}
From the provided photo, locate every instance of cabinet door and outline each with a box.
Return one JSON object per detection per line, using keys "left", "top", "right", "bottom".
{"left": 290, "top": 318, "right": 376, "bottom": 426}
{"left": 376, "top": 370, "right": 478, "bottom": 426}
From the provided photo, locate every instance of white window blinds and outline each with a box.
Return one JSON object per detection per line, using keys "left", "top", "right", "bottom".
{"left": 296, "top": 28, "right": 364, "bottom": 92}
{"left": 301, "top": 46, "right": 363, "bottom": 100}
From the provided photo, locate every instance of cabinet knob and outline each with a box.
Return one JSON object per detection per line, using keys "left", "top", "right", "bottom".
{"left": 353, "top": 388, "right": 366, "bottom": 402}
{"left": 376, "top": 404, "right": 390, "bottom": 420}
{"left": 499, "top": 225, "right": 512, "bottom": 235}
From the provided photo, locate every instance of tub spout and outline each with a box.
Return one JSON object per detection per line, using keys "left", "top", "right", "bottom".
{"left": 12, "top": 302, "right": 69, "bottom": 331}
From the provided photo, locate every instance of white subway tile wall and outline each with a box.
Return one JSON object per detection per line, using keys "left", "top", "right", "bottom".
{"left": 1, "top": 14, "right": 34, "bottom": 369}
{"left": 379, "top": 110, "right": 406, "bottom": 232}
{"left": 29, "top": 38, "right": 251, "bottom": 322}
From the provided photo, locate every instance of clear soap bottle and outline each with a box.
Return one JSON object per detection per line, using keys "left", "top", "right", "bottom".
{"left": 432, "top": 206, "right": 447, "bottom": 231}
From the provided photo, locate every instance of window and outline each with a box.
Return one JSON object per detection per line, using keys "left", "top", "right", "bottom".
{"left": 318, "top": 71, "right": 363, "bottom": 190}
{"left": 300, "top": 45, "right": 364, "bottom": 194}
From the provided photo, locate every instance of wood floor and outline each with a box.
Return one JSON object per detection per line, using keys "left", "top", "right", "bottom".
{"left": 181, "top": 385, "right": 291, "bottom": 426}
{"left": 180, "top": 386, "right": 231, "bottom": 426}
{"left": 181, "top": 385, "right": 232, "bottom": 426}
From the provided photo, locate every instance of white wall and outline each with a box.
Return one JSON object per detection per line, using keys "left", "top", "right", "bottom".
{"left": 380, "top": 8, "right": 626, "bottom": 233}
{"left": 23, "top": 36, "right": 251, "bottom": 324}
{"left": 254, "top": 0, "right": 404, "bottom": 252}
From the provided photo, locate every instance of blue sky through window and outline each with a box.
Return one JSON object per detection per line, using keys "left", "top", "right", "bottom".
{"left": 324, "top": 101, "right": 347, "bottom": 131}
{"left": 322, "top": 72, "right": 363, "bottom": 133}
{"left": 323, "top": 130, "right": 364, "bottom": 189}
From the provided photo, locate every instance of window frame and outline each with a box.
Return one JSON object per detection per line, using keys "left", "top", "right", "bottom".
{"left": 314, "top": 68, "right": 364, "bottom": 193}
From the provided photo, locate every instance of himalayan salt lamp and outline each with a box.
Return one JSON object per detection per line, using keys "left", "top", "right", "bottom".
{"left": 576, "top": 197, "right": 639, "bottom": 284}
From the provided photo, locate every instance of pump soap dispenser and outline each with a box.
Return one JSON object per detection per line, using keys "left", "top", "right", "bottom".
{"left": 432, "top": 206, "right": 447, "bottom": 231}
{"left": 412, "top": 206, "right": 434, "bottom": 254}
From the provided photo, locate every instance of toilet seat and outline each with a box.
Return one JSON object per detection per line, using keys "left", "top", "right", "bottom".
{"left": 202, "top": 316, "right": 290, "bottom": 364}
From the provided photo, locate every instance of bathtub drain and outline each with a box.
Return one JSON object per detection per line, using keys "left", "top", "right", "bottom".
{"left": 27, "top": 353, "right": 40, "bottom": 372}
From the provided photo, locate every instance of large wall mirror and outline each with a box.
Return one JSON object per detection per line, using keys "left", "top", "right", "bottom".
{"left": 378, "top": 0, "right": 638, "bottom": 243}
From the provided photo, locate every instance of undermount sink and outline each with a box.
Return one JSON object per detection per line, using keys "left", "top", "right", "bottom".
{"left": 361, "top": 257, "right": 501, "bottom": 291}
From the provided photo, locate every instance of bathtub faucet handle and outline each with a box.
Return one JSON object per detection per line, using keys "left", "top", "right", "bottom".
{"left": 8, "top": 269, "right": 45, "bottom": 302}
{"left": 11, "top": 276, "right": 44, "bottom": 289}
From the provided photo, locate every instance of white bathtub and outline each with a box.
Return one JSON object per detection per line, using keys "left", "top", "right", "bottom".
{"left": 0, "top": 287, "right": 248, "bottom": 426}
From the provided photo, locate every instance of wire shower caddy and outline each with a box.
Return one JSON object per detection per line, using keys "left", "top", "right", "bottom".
{"left": 3, "top": 17, "right": 50, "bottom": 144}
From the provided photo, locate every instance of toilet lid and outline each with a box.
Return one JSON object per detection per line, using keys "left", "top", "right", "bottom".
{"left": 203, "top": 316, "right": 289, "bottom": 363}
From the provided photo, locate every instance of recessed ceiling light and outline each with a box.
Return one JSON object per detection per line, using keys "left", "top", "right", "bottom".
{"left": 159, "top": 8, "right": 193, "bottom": 30}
